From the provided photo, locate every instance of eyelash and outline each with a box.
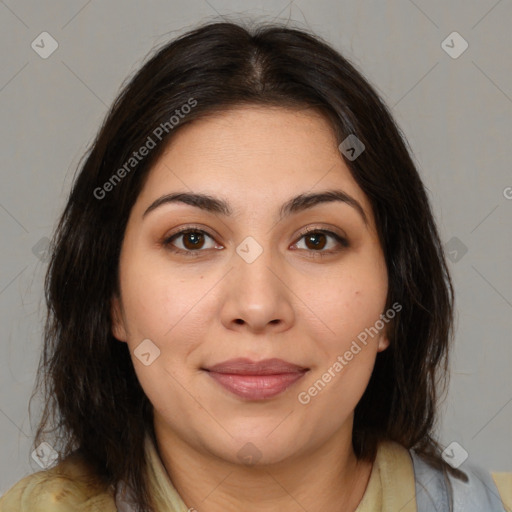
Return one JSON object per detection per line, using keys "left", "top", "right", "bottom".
{"left": 162, "top": 226, "right": 349, "bottom": 259}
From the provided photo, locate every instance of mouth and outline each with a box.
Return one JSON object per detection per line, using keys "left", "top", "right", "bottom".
{"left": 202, "top": 358, "right": 309, "bottom": 400}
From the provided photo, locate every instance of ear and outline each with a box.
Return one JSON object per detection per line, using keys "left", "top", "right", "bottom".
{"left": 377, "top": 334, "right": 390, "bottom": 353}
{"left": 111, "top": 295, "right": 128, "bottom": 342}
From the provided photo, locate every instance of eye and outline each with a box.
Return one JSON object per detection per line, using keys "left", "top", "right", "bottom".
{"left": 292, "top": 228, "right": 349, "bottom": 256}
{"left": 163, "top": 227, "right": 221, "bottom": 256}
{"left": 162, "top": 226, "right": 349, "bottom": 258}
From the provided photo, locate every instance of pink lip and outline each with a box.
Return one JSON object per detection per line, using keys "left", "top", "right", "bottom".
{"left": 204, "top": 358, "right": 309, "bottom": 400}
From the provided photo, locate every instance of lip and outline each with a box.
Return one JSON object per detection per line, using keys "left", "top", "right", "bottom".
{"left": 206, "top": 357, "right": 308, "bottom": 375}
{"left": 203, "top": 358, "right": 309, "bottom": 400}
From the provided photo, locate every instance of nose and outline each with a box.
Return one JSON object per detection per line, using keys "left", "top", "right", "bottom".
{"left": 219, "top": 242, "right": 295, "bottom": 334}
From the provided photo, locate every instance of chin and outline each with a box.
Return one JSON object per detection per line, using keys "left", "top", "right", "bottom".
{"left": 213, "top": 428, "right": 302, "bottom": 466}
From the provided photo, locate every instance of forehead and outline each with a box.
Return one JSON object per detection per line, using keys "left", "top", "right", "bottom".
{"left": 134, "top": 106, "right": 373, "bottom": 222}
{"left": 163, "top": 105, "right": 338, "bottom": 161}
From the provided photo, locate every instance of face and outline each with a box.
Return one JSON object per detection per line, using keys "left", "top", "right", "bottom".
{"left": 111, "top": 106, "right": 390, "bottom": 466}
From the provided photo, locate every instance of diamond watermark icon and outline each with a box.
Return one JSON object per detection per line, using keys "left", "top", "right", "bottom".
{"left": 32, "top": 236, "right": 50, "bottom": 262}
{"left": 236, "top": 236, "right": 263, "bottom": 264}
{"left": 338, "top": 134, "right": 365, "bottom": 161}
{"left": 441, "top": 32, "right": 468, "bottom": 59}
{"left": 444, "top": 236, "right": 468, "bottom": 263}
{"left": 31, "top": 32, "right": 59, "bottom": 59}
{"left": 237, "top": 442, "right": 262, "bottom": 465}
{"left": 31, "top": 442, "right": 58, "bottom": 469}
{"left": 134, "top": 338, "right": 161, "bottom": 366}
{"left": 442, "top": 441, "right": 468, "bottom": 469}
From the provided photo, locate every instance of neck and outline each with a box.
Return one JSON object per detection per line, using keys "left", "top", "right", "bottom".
{"left": 153, "top": 417, "right": 374, "bottom": 512}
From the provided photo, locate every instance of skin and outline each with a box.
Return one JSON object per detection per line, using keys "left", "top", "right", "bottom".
{"left": 111, "top": 105, "right": 390, "bottom": 512}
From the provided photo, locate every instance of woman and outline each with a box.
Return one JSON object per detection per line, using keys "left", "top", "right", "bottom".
{"left": 1, "top": 20, "right": 510, "bottom": 512}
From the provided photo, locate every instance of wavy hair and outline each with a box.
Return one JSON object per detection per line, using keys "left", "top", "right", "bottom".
{"left": 32, "top": 19, "right": 463, "bottom": 511}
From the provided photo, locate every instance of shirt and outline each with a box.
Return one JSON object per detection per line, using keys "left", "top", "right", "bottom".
{"left": 1, "top": 434, "right": 510, "bottom": 511}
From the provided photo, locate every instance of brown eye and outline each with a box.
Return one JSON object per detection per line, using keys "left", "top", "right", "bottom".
{"left": 293, "top": 229, "right": 349, "bottom": 255}
{"left": 303, "top": 232, "right": 328, "bottom": 250}
{"left": 181, "top": 231, "right": 206, "bottom": 250}
{"left": 163, "top": 229, "right": 219, "bottom": 255}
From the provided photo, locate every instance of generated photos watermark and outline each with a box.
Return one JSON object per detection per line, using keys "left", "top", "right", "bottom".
{"left": 297, "top": 302, "right": 402, "bottom": 405}
{"left": 93, "top": 97, "right": 197, "bottom": 200}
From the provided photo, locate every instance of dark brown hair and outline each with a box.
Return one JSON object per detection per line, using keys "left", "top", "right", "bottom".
{"left": 32, "top": 19, "right": 463, "bottom": 511}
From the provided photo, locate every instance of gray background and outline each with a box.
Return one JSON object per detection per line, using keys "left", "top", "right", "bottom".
{"left": 1, "top": 0, "right": 511, "bottom": 495}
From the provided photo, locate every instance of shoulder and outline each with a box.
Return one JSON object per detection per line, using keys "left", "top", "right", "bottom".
{"left": 492, "top": 472, "right": 512, "bottom": 512}
{"left": 0, "top": 453, "right": 116, "bottom": 512}
{"left": 409, "top": 447, "right": 512, "bottom": 512}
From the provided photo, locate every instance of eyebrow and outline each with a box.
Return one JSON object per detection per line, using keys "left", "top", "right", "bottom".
{"left": 142, "top": 189, "right": 368, "bottom": 225}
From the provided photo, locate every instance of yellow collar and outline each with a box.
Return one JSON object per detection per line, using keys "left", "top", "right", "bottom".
{"left": 116, "top": 434, "right": 417, "bottom": 512}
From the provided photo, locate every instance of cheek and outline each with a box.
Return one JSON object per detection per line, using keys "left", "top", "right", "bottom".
{"left": 296, "top": 277, "right": 385, "bottom": 419}
{"left": 118, "top": 253, "right": 211, "bottom": 342}
{"left": 299, "top": 256, "right": 388, "bottom": 349}
{"left": 299, "top": 256, "right": 388, "bottom": 409}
